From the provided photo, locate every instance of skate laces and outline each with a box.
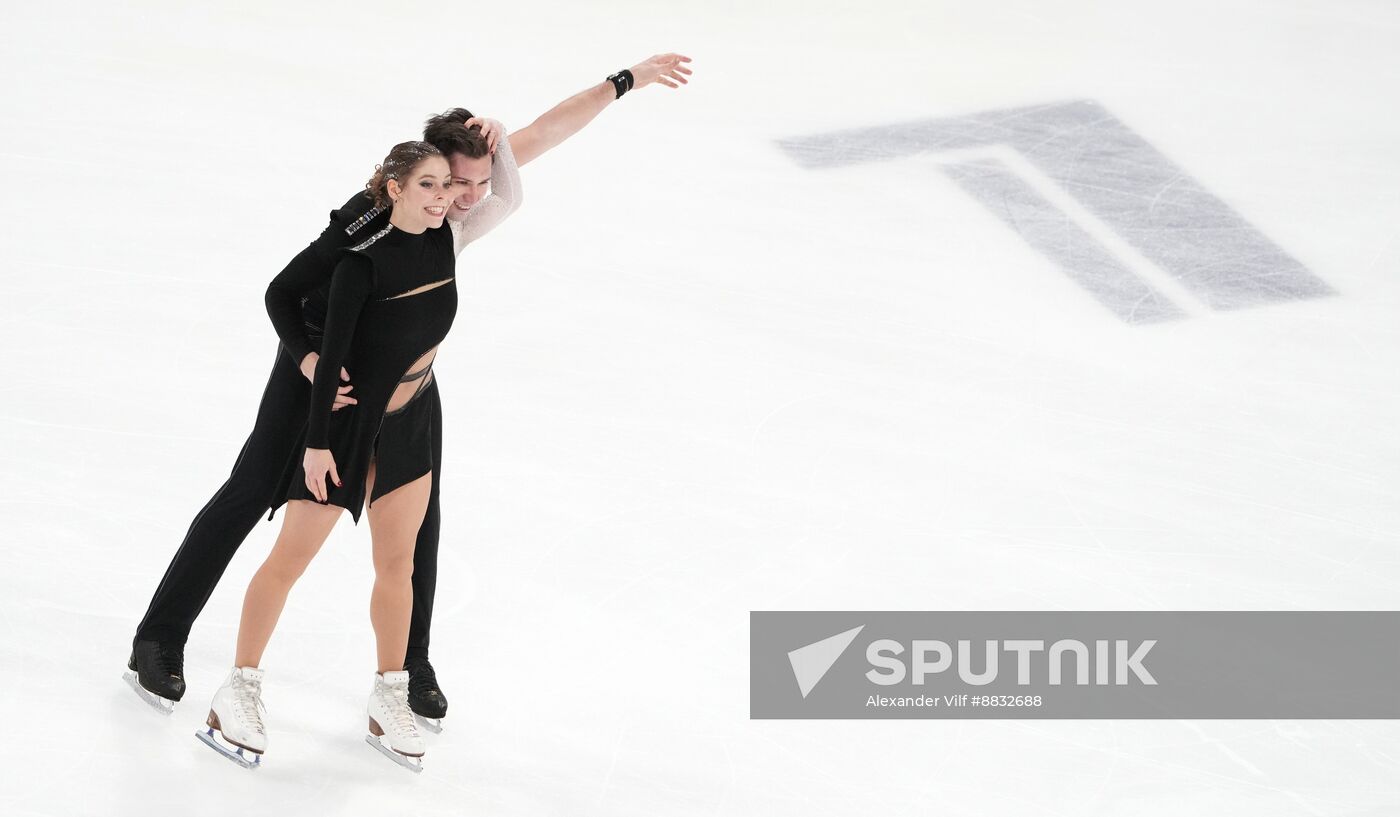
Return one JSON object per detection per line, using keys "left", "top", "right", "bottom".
{"left": 233, "top": 674, "right": 267, "bottom": 736}
{"left": 406, "top": 659, "right": 439, "bottom": 698}
{"left": 380, "top": 680, "right": 420, "bottom": 737}
{"left": 156, "top": 642, "right": 184, "bottom": 677}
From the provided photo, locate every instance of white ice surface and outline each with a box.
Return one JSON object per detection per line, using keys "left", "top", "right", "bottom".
{"left": 2, "top": 1, "right": 1399, "bottom": 815}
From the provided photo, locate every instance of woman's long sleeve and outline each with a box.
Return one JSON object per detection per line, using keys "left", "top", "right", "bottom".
{"left": 306, "top": 255, "right": 374, "bottom": 448}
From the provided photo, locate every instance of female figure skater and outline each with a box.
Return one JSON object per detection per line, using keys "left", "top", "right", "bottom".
{"left": 127, "top": 53, "right": 693, "bottom": 728}
{"left": 197, "top": 136, "right": 520, "bottom": 772}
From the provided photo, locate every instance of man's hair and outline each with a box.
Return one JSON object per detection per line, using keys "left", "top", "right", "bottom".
{"left": 422, "top": 107, "right": 491, "bottom": 160}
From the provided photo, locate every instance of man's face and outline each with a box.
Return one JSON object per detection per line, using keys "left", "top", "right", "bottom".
{"left": 446, "top": 153, "right": 493, "bottom": 218}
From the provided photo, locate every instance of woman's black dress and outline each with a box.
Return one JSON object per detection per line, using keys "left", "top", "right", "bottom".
{"left": 270, "top": 220, "right": 457, "bottom": 523}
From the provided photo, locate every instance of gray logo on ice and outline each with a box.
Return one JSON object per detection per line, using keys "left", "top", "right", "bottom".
{"left": 778, "top": 100, "right": 1333, "bottom": 324}
{"left": 788, "top": 625, "right": 864, "bottom": 698}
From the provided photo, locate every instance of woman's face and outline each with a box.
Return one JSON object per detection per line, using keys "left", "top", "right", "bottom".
{"left": 390, "top": 155, "right": 453, "bottom": 231}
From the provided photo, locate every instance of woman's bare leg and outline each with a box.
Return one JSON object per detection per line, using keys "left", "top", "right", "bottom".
{"left": 365, "top": 471, "right": 433, "bottom": 673}
{"left": 233, "top": 500, "right": 343, "bottom": 667}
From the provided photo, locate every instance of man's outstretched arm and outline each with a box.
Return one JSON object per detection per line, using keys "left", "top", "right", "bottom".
{"left": 509, "top": 53, "right": 692, "bottom": 167}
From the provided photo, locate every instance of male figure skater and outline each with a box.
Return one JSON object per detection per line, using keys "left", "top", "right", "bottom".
{"left": 126, "top": 54, "right": 694, "bottom": 729}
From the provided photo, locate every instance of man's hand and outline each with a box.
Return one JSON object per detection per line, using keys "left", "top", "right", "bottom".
{"left": 464, "top": 117, "right": 504, "bottom": 154}
{"left": 630, "top": 53, "right": 693, "bottom": 90}
{"left": 303, "top": 447, "right": 341, "bottom": 503}
{"left": 299, "top": 352, "right": 357, "bottom": 411}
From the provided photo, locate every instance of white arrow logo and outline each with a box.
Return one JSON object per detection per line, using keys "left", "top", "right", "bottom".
{"left": 788, "top": 625, "right": 865, "bottom": 698}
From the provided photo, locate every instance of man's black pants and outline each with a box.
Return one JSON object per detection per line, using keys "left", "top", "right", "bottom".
{"left": 133, "top": 344, "right": 442, "bottom": 659}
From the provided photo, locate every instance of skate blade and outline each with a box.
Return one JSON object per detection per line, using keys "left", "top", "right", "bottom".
{"left": 196, "top": 728, "right": 263, "bottom": 770}
{"left": 414, "top": 714, "right": 443, "bottom": 735}
{"left": 123, "top": 671, "right": 175, "bottom": 715}
{"left": 365, "top": 734, "right": 423, "bottom": 773}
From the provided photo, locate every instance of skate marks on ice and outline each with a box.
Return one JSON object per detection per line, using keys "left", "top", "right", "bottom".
{"left": 777, "top": 99, "right": 1333, "bottom": 324}
{"left": 123, "top": 671, "right": 175, "bottom": 716}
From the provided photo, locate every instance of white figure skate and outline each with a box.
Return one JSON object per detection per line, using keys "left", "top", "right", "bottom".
{"left": 195, "top": 667, "right": 267, "bottom": 770}
{"left": 365, "top": 670, "right": 425, "bottom": 773}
